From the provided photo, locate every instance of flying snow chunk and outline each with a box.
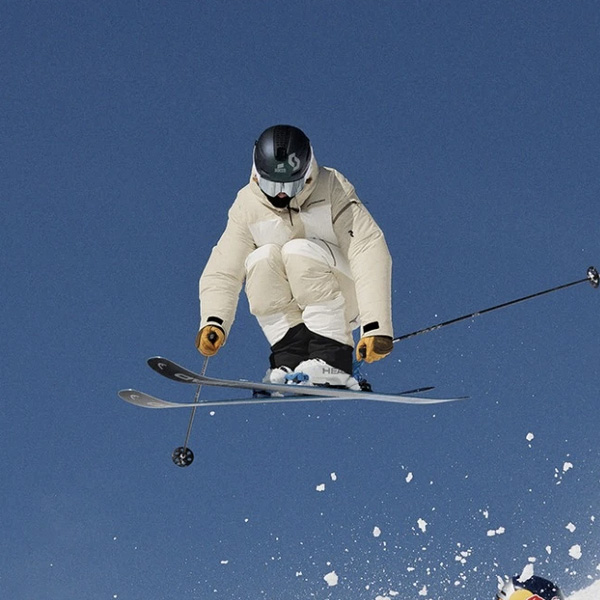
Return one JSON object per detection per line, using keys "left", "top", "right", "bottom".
{"left": 418, "top": 585, "right": 428, "bottom": 596}
{"left": 487, "top": 527, "right": 506, "bottom": 537}
{"left": 405, "top": 472, "right": 413, "bottom": 483}
{"left": 569, "top": 545, "right": 582, "bottom": 560}
{"left": 330, "top": 472, "right": 337, "bottom": 481}
{"left": 566, "top": 522, "right": 576, "bottom": 532}
{"left": 324, "top": 571, "right": 338, "bottom": 587}
{"left": 417, "top": 518, "right": 428, "bottom": 533}
{"left": 526, "top": 432, "right": 535, "bottom": 442}
{"left": 563, "top": 462, "right": 574, "bottom": 473}
{"left": 455, "top": 549, "right": 472, "bottom": 565}
{"left": 519, "top": 563, "right": 535, "bottom": 582}
{"left": 373, "top": 526, "right": 382, "bottom": 538}
{"left": 316, "top": 483, "right": 325, "bottom": 492}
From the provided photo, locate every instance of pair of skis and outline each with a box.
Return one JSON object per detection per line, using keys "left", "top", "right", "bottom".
{"left": 119, "top": 357, "right": 460, "bottom": 466}
{"left": 121, "top": 356, "right": 456, "bottom": 408}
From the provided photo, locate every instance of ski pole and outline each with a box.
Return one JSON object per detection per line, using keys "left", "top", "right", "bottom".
{"left": 182, "top": 355, "right": 210, "bottom": 445}
{"left": 393, "top": 265, "right": 598, "bottom": 344}
{"left": 172, "top": 349, "right": 213, "bottom": 467}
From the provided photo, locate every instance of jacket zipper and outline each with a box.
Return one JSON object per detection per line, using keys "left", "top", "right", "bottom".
{"left": 287, "top": 204, "right": 299, "bottom": 226}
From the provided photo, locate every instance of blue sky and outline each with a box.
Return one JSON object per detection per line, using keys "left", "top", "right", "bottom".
{"left": 1, "top": 1, "right": 599, "bottom": 598}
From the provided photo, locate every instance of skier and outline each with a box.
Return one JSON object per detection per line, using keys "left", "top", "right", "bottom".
{"left": 195, "top": 124, "right": 394, "bottom": 389}
{"left": 497, "top": 574, "right": 565, "bottom": 600}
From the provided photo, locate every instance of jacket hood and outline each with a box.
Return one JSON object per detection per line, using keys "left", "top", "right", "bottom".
{"left": 249, "top": 156, "right": 320, "bottom": 211}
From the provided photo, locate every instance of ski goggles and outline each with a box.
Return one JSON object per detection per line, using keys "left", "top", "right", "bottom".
{"left": 254, "top": 157, "right": 313, "bottom": 198}
{"left": 256, "top": 175, "right": 308, "bottom": 198}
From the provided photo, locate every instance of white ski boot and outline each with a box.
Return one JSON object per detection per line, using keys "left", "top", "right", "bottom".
{"left": 262, "top": 366, "right": 294, "bottom": 385}
{"left": 289, "top": 358, "right": 361, "bottom": 390}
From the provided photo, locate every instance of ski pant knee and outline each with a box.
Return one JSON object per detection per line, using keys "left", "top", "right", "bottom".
{"left": 244, "top": 240, "right": 358, "bottom": 347}
{"left": 281, "top": 239, "right": 358, "bottom": 346}
{"left": 244, "top": 244, "right": 303, "bottom": 344}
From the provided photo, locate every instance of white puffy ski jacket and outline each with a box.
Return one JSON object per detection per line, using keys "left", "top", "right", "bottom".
{"left": 199, "top": 158, "right": 393, "bottom": 341}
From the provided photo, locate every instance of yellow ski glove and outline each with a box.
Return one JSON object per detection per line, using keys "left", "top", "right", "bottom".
{"left": 356, "top": 335, "right": 394, "bottom": 363}
{"left": 195, "top": 325, "right": 226, "bottom": 357}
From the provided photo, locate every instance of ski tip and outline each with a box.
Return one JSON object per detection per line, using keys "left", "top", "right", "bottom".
{"left": 118, "top": 388, "right": 145, "bottom": 403}
{"left": 118, "top": 389, "right": 139, "bottom": 405}
{"left": 147, "top": 356, "right": 173, "bottom": 373}
{"left": 147, "top": 355, "right": 167, "bottom": 364}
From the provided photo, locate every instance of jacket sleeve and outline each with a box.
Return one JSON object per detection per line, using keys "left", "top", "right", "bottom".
{"left": 198, "top": 201, "right": 256, "bottom": 338}
{"left": 331, "top": 173, "right": 394, "bottom": 338}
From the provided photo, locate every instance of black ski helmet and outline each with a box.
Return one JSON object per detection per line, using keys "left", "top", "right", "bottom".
{"left": 497, "top": 575, "right": 565, "bottom": 600}
{"left": 253, "top": 125, "right": 312, "bottom": 199}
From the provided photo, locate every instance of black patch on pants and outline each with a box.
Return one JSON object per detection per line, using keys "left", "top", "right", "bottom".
{"left": 269, "top": 323, "right": 353, "bottom": 375}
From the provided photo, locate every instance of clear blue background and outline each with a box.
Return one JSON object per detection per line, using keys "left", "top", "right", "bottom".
{"left": 1, "top": 1, "right": 598, "bottom": 598}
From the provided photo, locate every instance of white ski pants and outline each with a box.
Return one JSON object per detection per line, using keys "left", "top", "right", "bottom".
{"left": 244, "top": 239, "right": 359, "bottom": 347}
